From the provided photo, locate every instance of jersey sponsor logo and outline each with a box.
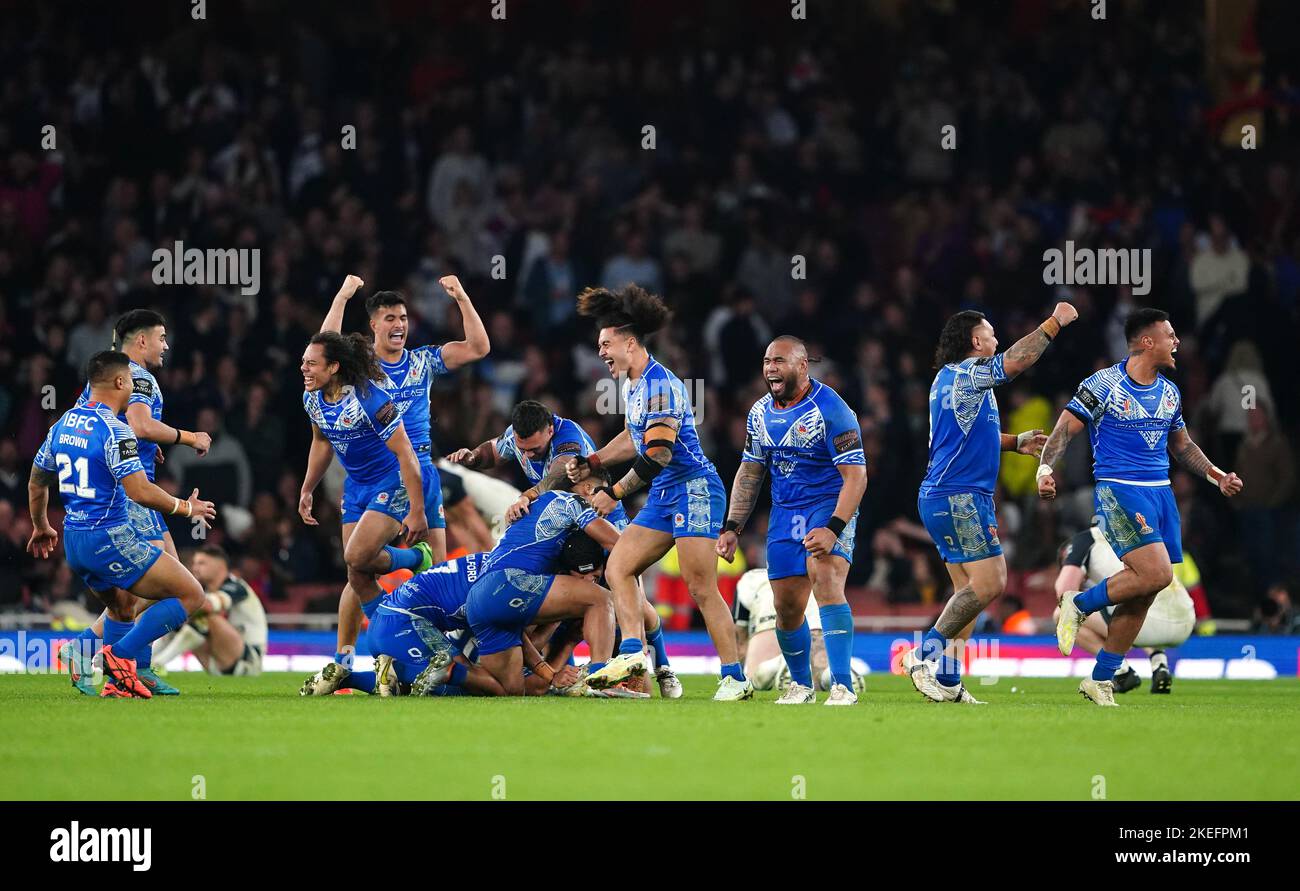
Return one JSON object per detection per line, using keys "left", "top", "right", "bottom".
{"left": 833, "top": 430, "right": 862, "bottom": 453}
{"left": 119, "top": 438, "right": 140, "bottom": 460}
{"left": 132, "top": 377, "right": 154, "bottom": 397}
{"left": 375, "top": 401, "right": 398, "bottom": 427}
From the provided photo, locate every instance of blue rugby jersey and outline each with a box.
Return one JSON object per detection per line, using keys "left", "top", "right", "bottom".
{"left": 919, "top": 354, "right": 1009, "bottom": 498}
{"left": 482, "top": 491, "right": 599, "bottom": 575}
{"left": 77, "top": 360, "right": 163, "bottom": 479}
{"left": 377, "top": 552, "right": 485, "bottom": 634}
{"left": 1065, "top": 362, "right": 1184, "bottom": 485}
{"left": 378, "top": 345, "right": 448, "bottom": 454}
{"left": 34, "top": 401, "right": 145, "bottom": 531}
{"left": 623, "top": 355, "right": 715, "bottom": 487}
{"left": 303, "top": 383, "right": 403, "bottom": 485}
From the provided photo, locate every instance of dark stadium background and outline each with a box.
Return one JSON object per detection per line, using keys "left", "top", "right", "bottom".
{"left": 1, "top": 0, "right": 1298, "bottom": 633}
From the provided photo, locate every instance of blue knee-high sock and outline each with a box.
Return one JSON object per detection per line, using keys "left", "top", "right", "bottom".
{"left": 112, "top": 599, "right": 188, "bottom": 663}
{"left": 360, "top": 596, "right": 382, "bottom": 619}
{"left": 818, "top": 603, "right": 855, "bottom": 690}
{"left": 775, "top": 621, "right": 813, "bottom": 688}
{"left": 618, "top": 637, "right": 644, "bottom": 657}
{"left": 103, "top": 619, "right": 132, "bottom": 649}
{"left": 383, "top": 545, "right": 422, "bottom": 572}
{"left": 342, "top": 671, "right": 376, "bottom": 693}
{"left": 919, "top": 627, "right": 946, "bottom": 663}
{"left": 1074, "top": 578, "right": 1111, "bottom": 615}
{"left": 646, "top": 621, "right": 670, "bottom": 668}
{"left": 73, "top": 626, "right": 101, "bottom": 660}
{"left": 1093, "top": 648, "right": 1125, "bottom": 682}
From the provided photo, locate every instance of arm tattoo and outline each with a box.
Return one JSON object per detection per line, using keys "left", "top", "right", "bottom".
{"left": 1004, "top": 329, "right": 1051, "bottom": 376}
{"left": 726, "top": 462, "right": 767, "bottom": 527}
{"left": 30, "top": 466, "right": 56, "bottom": 488}
{"left": 1039, "top": 415, "right": 1076, "bottom": 469}
{"left": 1169, "top": 430, "right": 1214, "bottom": 477}
{"left": 534, "top": 459, "right": 572, "bottom": 495}
{"left": 935, "top": 585, "right": 983, "bottom": 638}
{"left": 612, "top": 445, "right": 672, "bottom": 499}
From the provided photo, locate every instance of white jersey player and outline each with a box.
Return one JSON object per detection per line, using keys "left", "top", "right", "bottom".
{"left": 153, "top": 545, "right": 269, "bottom": 675}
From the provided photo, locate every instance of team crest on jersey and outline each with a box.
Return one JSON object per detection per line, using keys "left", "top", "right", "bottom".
{"left": 674, "top": 512, "right": 685, "bottom": 527}
{"left": 376, "top": 492, "right": 389, "bottom": 504}
{"left": 1134, "top": 512, "right": 1153, "bottom": 535}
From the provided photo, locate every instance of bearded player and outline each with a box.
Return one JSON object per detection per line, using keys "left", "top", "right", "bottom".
{"left": 564, "top": 285, "right": 750, "bottom": 701}
{"left": 1038, "top": 308, "right": 1242, "bottom": 706}
{"left": 60, "top": 310, "right": 213, "bottom": 696}
{"left": 317, "top": 274, "right": 489, "bottom": 674}
{"left": 716, "top": 337, "right": 867, "bottom": 705}
{"left": 904, "top": 303, "right": 1077, "bottom": 704}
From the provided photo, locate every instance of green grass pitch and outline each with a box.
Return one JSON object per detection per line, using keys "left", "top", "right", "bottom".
{"left": 3, "top": 673, "right": 1298, "bottom": 800}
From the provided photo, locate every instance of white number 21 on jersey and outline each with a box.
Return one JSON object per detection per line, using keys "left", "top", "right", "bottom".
{"left": 56, "top": 454, "right": 96, "bottom": 498}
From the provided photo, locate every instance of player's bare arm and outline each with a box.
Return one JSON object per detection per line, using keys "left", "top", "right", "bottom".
{"left": 590, "top": 419, "right": 678, "bottom": 516}
{"left": 1001, "top": 429, "right": 1047, "bottom": 456}
{"left": 803, "top": 463, "right": 867, "bottom": 558}
{"left": 384, "top": 423, "right": 429, "bottom": 543}
{"left": 298, "top": 423, "right": 334, "bottom": 526}
{"left": 1002, "top": 302, "right": 1078, "bottom": 377}
{"left": 121, "top": 471, "right": 216, "bottom": 526}
{"left": 716, "top": 462, "right": 766, "bottom": 562}
{"left": 447, "top": 438, "right": 498, "bottom": 471}
{"left": 583, "top": 516, "right": 622, "bottom": 551}
{"left": 125, "top": 402, "right": 211, "bottom": 457}
{"left": 1168, "top": 427, "right": 1243, "bottom": 497}
{"left": 319, "top": 275, "right": 365, "bottom": 334}
{"left": 26, "top": 464, "right": 59, "bottom": 558}
{"left": 436, "top": 275, "right": 491, "bottom": 370}
{"left": 505, "top": 459, "right": 576, "bottom": 523}
{"left": 1037, "top": 411, "right": 1085, "bottom": 500}
{"left": 565, "top": 428, "right": 636, "bottom": 483}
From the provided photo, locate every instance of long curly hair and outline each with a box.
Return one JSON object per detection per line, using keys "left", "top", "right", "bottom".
{"left": 575, "top": 284, "right": 671, "bottom": 340}
{"left": 310, "top": 331, "right": 385, "bottom": 391}
{"left": 933, "top": 310, "right": 986, "bottom": 368}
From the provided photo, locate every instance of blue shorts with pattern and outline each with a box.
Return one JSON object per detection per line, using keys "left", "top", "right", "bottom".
{"left": 631, "top": 471, "right": 725, "bottom": 539}
{"left": 767, "top": 501, "right": 858, "bottom": 580}
{"left": 918, "top": 491, "right": 1003, "bottom": 564}
{"left": 64, "top": 523, "right": 163, "bottom": 593}
{"left": 465, "top": 568, "right": 556, "bottom": 656}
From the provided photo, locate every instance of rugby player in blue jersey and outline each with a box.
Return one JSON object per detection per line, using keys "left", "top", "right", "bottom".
{"left": 448, "top": 398, "right": 682, "bottom": 697}
{"left": 565, "top": 286, "right": 750, "bottom": 701}
{"left": 904, "top": 302, "right": 1077, "bottom": 703}
{"left": 28, "top": 351, "right": 217, "bottom": 698}
{"left": 316, "top": 274, "right": 489, "bottom": 680}
{"left": 61, "top": 310, "right": 213, "bottom": 696}
{"left": 716, "top": 336, "right": 867, "bottom": 705}
{"left": 1037, "top": 308, "right": 1242, "bottom": 706}
{"left": 297, "top": 332, "right": 432, "bottom": 695}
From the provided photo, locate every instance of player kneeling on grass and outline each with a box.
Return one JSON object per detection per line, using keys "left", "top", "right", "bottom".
{"left": 151, "top": 545, "right": 268, "bottom": 676}
{"left": 1054, "top": 523, "right": 1194, "bottom": 694}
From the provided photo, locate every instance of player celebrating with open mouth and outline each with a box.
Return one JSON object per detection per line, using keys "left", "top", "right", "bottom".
{"left": 1038, "top": 308, "right": 1242, "bottom": 706}
{"left": 905, "top": 303, "right": 1077, "bottom": 703}
{"left": 566, "top": 285, "right": 751, "bottom": 700}
{"left": 716, "top": 337, "right": 867, "bottom": 705}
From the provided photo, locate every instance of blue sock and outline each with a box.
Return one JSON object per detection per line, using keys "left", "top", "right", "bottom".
{"left": 103, "top": 618, "right": 132, "bottom": 648}
{"left": 342, "top": 671, "right": 376, "bottom": 694}
{"left": 449, "top": 663, "right": 468, "bottom": 686}
{"left": 646, "top": 621, "right": 670, "bottom": 668}
{"left": 360, "top": 596, "right": 382, "bottom": 619}
{"left": 383, "top": 545, "right": 422, "bottom": 572}
{"left": 1093, "top": 648, "right": 1125, "bottom": 682}
{"left": 919, "top": 627, "right": 947, "bottom": 662}
{"left": 618, "top": 637, "right": 644, "bottom": 657}
{"left": 936, "top": 649, "right": 963, "bottom": 688}
{"left": 1074, "top": 578, "right": 1111, "bottom": 615}
{"left": 74, "top": 626, "right": 101, "bottom": 660}
{"left": 428, "top": 684, "right": 465, "bottom": 696}
{"left": 720, "top": 661, "right": 745, "bottom": 682}
{"left": 818, "top": 603, "right": 855, "bottom": 690}
{"left": 775, "top": 621, "right": 813, "bottom": 687}
{"left": 588, "top": 661, "right": 606, "bottom": 674}
{"left": 112, "top": 599, "right": 188, "bottom": 662}
{"left": 335, "top": 647, "right": 356, "bottom": 670}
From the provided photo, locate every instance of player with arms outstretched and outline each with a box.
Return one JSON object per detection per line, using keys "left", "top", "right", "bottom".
{"left": 1038, "top": 308, "right": 1242, "bottom": 706}
{"left": 60, "top": 310, "right": 213, "bottom": 696}
{"left": 448, "top": 398, "right": 681, "bottom": 697}
{"left": 716, "top": 336, "right": 867, "bottom": 705}
{"left": 904, "top": 303, "right": 1077, "bottom": 703}
{"left": 316, "top": 274, "right": 489, "bottom": 678}
{"left": 565, "top": 285, "right": 750, "bottom": 700}
{"left": 297, "top": 332, "right": 431, "bottom": 695}
{"left": 28, "top": 351, "right": 216, "bottom": 698}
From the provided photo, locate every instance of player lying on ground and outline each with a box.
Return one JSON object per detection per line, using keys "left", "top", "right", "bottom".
{"left": 298, "top": 331, "right": 432, "bottom": 695}
{"left": 1038, "top": 308, "right": 1242, "bottom": 706}
{"left": 566, "top": 285, "right": 750, "bottom": 700}
{"left": 733, "top": 568, "right": 831, "bottom": 691}
{"left": 902, "top": 303, "right": 1077, "bottom": 705}
{"left": 28, "top": 350, "right": 217, "bottom": 699}
{"left": 61, "top": 310, "right": 213, "bottom": 696}
{"left": 316, "top": 274, "right": 489, "bottom": 673}
{"left": 1054, "top": 524, "right": 1193, "bottom": 694}
{"left": 151, "top": 544, "right": 268, "bottom": 676}
{"left": 449, "top": 398, "right": 680, "bottom": 697}
{"left": 717, "top": 336, "right": 867, "bottom": 706}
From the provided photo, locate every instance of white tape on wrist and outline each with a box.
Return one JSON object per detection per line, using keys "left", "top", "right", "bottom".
{"left": 1036, "top": 465, "right": 1054, "bottom": 481}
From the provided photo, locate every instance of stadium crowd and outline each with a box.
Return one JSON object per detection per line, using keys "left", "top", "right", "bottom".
{"left": 2, "top": 0, "right": 1298, "bottom": 623}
